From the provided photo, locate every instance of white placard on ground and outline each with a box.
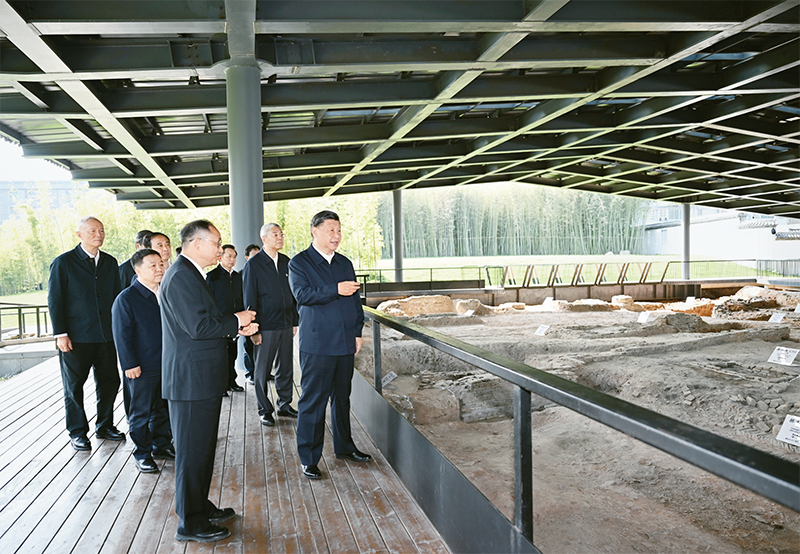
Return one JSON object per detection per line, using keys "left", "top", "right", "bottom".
{"left": 776, "top": 414, "right": 800, "bottom": 447}
{"left": 768, "top": 313, "right": 785, "bottom": 323}
{"left": 464, "top": 309, "right": 475, "bottom": 317}
{"left": 686, "top": 296, "right": 695, "bottom": 303}
{"left": 767, "top": 346, "right": 799, "bottom": 366}
{"left": 381, "top": 371, "right": 398, "bottom": 387}
{"left": 534, "top": 325, "right": 549, "bottom": 336}
{"left": 794, "top": 304, "right": 800, "bottom": 313}
{"left": 637, "top": 312, "right": 650, "bottom": 323}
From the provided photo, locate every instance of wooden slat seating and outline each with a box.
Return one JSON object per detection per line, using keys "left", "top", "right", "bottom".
{"left": 0, "top": 356, "right": 450, "bottom": 554}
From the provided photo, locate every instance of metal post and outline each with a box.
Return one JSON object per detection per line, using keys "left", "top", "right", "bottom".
{"left": 682, "top": 203, "right": 691, "bottom": 280}
{"left": 514, "top": 386, "right": 533, "bottom": 542}
{"left": 372, "top": 321, "right": 383, "bottom": 395}
{"left": 225, "top": 0, "right": 262, "bottom": 270}
{"left": 393, "top": 189, "right": 403, "bottom": 283}
{"left": 17, "top": 307, "right": 23, "bottom": 339}
{"left": 226, "top": 62, "right": 264, "bottom": 269}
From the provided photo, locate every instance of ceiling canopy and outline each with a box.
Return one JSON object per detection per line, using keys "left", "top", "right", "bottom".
{"left": 0, "top": 0, "right": 798, "bottom": 214}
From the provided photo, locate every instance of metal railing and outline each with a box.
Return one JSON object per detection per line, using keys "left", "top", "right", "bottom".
{"left": 364, "top": 306, "right": 799, "bottom": 551}
{"left": 0, "top": 303, "right": 51, "bottom": 341}
{"left": 361, "top": 258, "right": 800, "bottom": 289}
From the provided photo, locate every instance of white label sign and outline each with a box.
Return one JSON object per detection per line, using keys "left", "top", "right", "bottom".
{"left": 381, "top": 371, "right": 398, "bottom": 387}
{"left": 464, "top": 309, "right": 475, "bottom": 317}
{"left": 768, "top": 313, "right": 785, "bottom": 323}
{"left": 768, "top": 346, "right": 799, "bottom": 366}
{"left": 776, "top": 414, "right": 800, "bottom": 447}
{"left": 543, "top": 296, "right": 553, "bottom": 304}
{"left": 534, "top": 325, "right": 550, "bottom": 336}
{"left": 794, "top": 304, "right": 800, "bottom": 313}
{"left": 686, "top": 296, "right": 695, "bottom": 303}
{"left": 637, "top": 312, "right": 650, "bottom": 323}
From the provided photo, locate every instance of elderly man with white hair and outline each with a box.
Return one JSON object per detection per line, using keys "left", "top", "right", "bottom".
{"left": 242, "top": 223, "right": 299, "bottom": 427}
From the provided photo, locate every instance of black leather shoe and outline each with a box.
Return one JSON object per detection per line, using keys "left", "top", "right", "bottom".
{"left": 229, "top": 383, "right": 244, "bottom": 392}
{"left": 96, "top": 427, "right": 125, "bottom": 441}
{"left": 175, "top": 524, "right": 230, "bottom": 543}
{"left": 260, "top": 414, "right": 275, "bottom": 427}
{"left": 277, "top": 406, "right": 298, "bottom": 418}
{"left": 265, "top": 373, "right": 275, "bottom": 381}
{"left": 302, "top": 464, "right": 322, "bottom": 479}
{"left": 222, "top": 391, "right": 229, "bottom": 397}
{"left": 246, "top": 376, "right": 255, "bottom": 385}
{"left": 152, "top": 445, "right": 176, "bottom": 459}
{"left": 336, "top": 449, "right": 372, "bottom": 463}
{"left": 70, "top": 435, "right": 91, "bottom": 451}
{"left": 135, "top": 457, "right": 160, "bottom": 473}
{"left": 208, "top": 507, "right": 235, "bottom": 524}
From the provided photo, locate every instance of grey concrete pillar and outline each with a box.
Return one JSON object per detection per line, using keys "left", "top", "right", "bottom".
{"left": 682, "top": 203, "right": 691, "bottom": 279}
{"left": 393, "top": 189, "right": 403, "bottom": 283}
{"left": 226, "top": 61, "right": 263, "bottom": 270}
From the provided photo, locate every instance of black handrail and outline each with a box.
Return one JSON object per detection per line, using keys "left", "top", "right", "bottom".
{"left": 0, "top": 303, "right": 50, "bottom": 340}
{"left": 364, "top": 306, "right": 800, "bottom": 545}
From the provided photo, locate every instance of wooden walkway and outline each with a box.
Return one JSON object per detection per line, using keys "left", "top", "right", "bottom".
{"left": 0, "top": 356, "right": 450, "bottom": 554}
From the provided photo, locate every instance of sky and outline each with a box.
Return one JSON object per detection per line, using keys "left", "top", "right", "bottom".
{"left": 0, "top": 139, "right": 72, "bottom": 181}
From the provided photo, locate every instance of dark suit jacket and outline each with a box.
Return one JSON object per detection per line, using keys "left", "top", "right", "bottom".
{"left": 111, "top": 279, "right": 162, "bottom": 374}
{"left": 242, "top": 250, "right": 298, "bottom": 331}
{"left": 206, "top": 265, "right": 243, "bottom": 316}
{"left": 119, "top": 258, "right": 136, "bottom": 290}
{"left": 160, "top": 255, "right": 239, "bottom": 401}
{"left": 48, "top": 244, "right": 121, "bottom": 343}
{"left": 288, "top": 245, "right": 364, "bottom": 356}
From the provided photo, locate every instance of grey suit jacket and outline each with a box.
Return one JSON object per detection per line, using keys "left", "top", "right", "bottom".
{"left": 160, "top": 255, "right": 239, "bottom": 401}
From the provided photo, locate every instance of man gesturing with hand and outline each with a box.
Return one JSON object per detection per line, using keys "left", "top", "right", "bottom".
{"left": 289, "top": 210, "right": 369, "bottom": 481}
{"left": 160, "top": 220, "right": 257, "bottom": 543}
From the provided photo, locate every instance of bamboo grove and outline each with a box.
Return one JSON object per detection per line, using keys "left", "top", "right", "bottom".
{"left": 377, "top": 183, "right": 649, "bottom": 259}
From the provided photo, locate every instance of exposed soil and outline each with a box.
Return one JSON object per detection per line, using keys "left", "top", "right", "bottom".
{"left": 357, "top": 297, "right": 800, "bottom": 553}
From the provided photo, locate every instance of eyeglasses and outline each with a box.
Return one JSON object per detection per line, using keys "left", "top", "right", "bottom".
{"left": 196, "top": 236, "right": 222, "bottom": 247}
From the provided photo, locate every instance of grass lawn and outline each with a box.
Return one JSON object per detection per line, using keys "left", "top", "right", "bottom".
{"left": 0, "top": 290, "right": 48, "bottom": 305}
{"left": 0, "top": 291, "right": 49, "bottom": 334}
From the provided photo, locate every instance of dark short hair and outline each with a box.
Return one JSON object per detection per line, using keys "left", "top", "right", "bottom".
{"left": 180, "top": 220, "right": 213, "bottom": 245}
{"left": 310, "top": 210, "right": 339, "bottom": 229}
{"left": 131, "top": 248, "right": 160, "bottom": 268}
{"left": 245, "top": 244, "right": 260, "bottom": 257}
{"left": 134, "top": 229, "right": 153, "bottom": 246}
{"left": 143, "top": 232, "right": 169, "bottom": 248}
{"left": 176, "top": 246, "right": 182, "bottom": 255}
{"left": 221, "top": 244, "right": 236, "bottom": 254}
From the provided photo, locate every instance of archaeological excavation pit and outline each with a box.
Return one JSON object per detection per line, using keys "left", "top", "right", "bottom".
{"left": 355, "top": 288, "right": 800, "bottom": 553}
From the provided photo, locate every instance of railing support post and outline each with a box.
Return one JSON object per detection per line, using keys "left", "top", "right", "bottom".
{"left": 372, "top": 321, "right": 383, "bottom": 395}
{"left": 17, "top": 307, "right": 23, "bottom": 339}
{"left": 514, "top": 386, "right": 533, "bottom": 543}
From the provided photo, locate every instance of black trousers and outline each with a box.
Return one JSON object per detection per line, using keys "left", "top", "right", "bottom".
{"left": 243, "top": 338, "right": 255, "bottom": 379}
{"left": 59, "top": 341, "right": 120, "bottom": 438}
{"left": 225, "top": 339, "right": 238, "bottom": 388}
{"left": 169, "top": 396, "right": 222, "bottom": 532}
{"left": 296, "top": 352, "right": 356, "bottom": 466}
{"left": 123, "top": 371, "right": 171, "bottom": 461}
{"left": 254, "top": 327, "right": 294, "bottom": 416}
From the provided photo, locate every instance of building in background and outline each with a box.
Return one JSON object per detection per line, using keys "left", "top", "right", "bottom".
{"left": 642, "top": 202, "right": 800, "bottom": 260}
{"left": 0, "top": 181, "right": 79, "bottom": 224}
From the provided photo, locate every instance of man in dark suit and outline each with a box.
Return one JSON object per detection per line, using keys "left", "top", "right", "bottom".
{"left": 160, "top": 220, "right": 257, "bottom": 543}
{"left": 111, "top": 248, "right": 172, "bottom": 474}
{"left": 288, "top": 210, "right": 371, "bottom": 480}
{"left": 207, "top": 244, "right": 245, "bottom": 393}
{"left": 242, "top": 243, "right": 260, "bottom": 385}
{"left": 48, "top": 216, "right": 124, "bottom": 451}
{"left": 118, "top": 229, "right": 152, "bottom": 289}
{"left": 242, "top": 223, "right": 299, "bottom": 428}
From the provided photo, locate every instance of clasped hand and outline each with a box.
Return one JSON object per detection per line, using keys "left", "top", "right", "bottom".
{"left": 338, "top": 281, "right": 361, "bottom": 296}
{"left": 235, "top": 309, "right": 259, "bottom": 337}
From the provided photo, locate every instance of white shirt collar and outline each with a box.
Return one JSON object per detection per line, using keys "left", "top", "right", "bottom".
{"left": 80, "top": 244, "right": 100, "bottom": 265}
{"left": 181, "top": 253, "right": 208, "bottom": 279}
{"left": 265, "top": 249, "right": 279, "bottom": 269}
{"left": 312, "top": 243, "right": 334, "bottom": 264}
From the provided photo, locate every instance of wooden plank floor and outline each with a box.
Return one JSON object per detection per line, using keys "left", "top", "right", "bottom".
{"left": 0, "top": 356, "right": 450, "bottom": 554}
